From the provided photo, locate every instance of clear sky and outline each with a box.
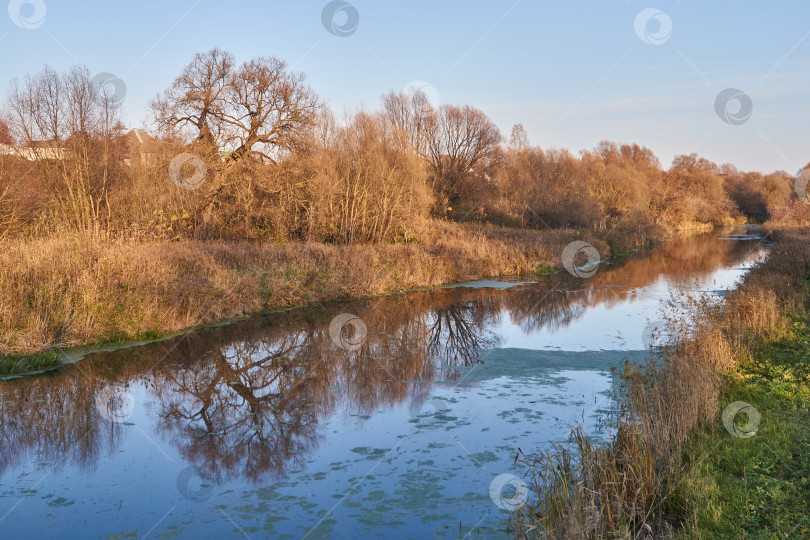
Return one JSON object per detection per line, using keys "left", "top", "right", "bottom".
{"left": 2, "top": 0, "right": 808, "bottom": 173}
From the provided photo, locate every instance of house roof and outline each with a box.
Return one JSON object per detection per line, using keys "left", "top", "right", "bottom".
{"left": 123, "top": 129, "right": 159, "bottom": 156}
{"left": 125, "top": 129, "right": 155, "bottom": 145}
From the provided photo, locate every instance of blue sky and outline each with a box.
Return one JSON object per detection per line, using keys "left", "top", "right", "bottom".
{"left": 1, "top": 0, "right": 808, "bottom": 173}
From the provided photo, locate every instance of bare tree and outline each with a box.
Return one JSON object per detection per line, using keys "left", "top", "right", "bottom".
{"left": 6, "top": 71, "right": 48, "bottom": 145}
{"left": 223, "top": 56, "right": 320, "bottom": 162}
{"left": 150, "top": 47, "right": 234, "bottom": 149}
{"left": 381, "top": 88, "right": 435, "bottom": 156}
{"left": 509, "top": 123, "right": 529, "bottom": 150}
{"left": 2, "top": 65, "right": 123, "bottom": 233}
{"left": 4, "top": 64, "right": 121, "bottom": 145}
{"left": 425, "top": 104, "right": 501, "bottom": 211}
{"left": 151, "top": 49, "right": 320, "bottom": 163}
{"left": 63, "top": 65, "right": 96, "bottom": 136}
{"left": 36, "top": 65, "right": 63, "bottom": 142}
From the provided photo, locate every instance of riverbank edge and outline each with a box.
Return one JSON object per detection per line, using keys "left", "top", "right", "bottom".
{"left": 512, "top": 226, "right": 809, "bottom": 538}
{"left": 1, "top": 220, "right": 661, "bottom": 373}
{"left": 670, "top": 227, "right": 810, "bottom": 537}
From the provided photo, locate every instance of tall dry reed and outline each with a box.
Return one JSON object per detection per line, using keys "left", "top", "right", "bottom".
{"left": 513, "top": 228, "right": 809, "bottom": 539}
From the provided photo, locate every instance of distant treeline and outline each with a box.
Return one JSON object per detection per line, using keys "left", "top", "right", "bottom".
{"left": 0, "top": 48, "right": 803, "bottom": 243}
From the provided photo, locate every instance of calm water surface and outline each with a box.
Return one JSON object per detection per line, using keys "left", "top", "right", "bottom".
{"left": 0, "top": 227, "right": 767, "bottom": 539}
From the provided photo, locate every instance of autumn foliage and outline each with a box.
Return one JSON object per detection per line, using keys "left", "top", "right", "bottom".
{"left": 0, "top": 48, "right": 802, "bottom": 246}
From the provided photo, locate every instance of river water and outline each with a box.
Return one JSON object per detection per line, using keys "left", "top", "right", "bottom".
{"left": 0, "top": 226, "right": 767, "bottom": 539}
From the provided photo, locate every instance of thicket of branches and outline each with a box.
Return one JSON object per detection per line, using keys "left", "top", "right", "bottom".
{"left": 0, "top": 48, "right": 800, "bottom": 244}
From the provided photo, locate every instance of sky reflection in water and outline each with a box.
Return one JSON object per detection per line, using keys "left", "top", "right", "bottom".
{"left": 0, "top": 227, "right": 767, "bottom": 538}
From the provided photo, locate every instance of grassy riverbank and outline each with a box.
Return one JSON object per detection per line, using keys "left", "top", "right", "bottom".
{"left": 672, "top": 316, "right": 810, "bottom": 537}
{"left": 514, "top": 227, "right": 810, "bottom": 538}
{"left": 0, "top": 221, "right": 617, "bottom": 358}
{"left": 0, "top": 351, "right": 61, "bottom": 378}
{"left": 0, "top": 49, "right": 794, "bottom": 378}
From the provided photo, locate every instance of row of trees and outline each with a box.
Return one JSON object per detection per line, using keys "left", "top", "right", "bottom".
{"left": 0, "top": 48, "right": 800, "bottom": 243}
{"left": 2, "top": 65, "right": 126, "bottom": 235}
{"left": 469, "top": 138, "right": 795, "bottom": 236}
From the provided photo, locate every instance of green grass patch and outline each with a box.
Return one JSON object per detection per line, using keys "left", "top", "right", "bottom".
{"left": 671, "top": 315, "right": 810, "bottom": 538}
{"left": 0, "top": 350, "right": 62, "bottom": 377}
{"left": 137, "top": 329, "right": 162, "bottom": 341}
{"left": 102, "top": 329, "right": 131, "bottom": 344}
{"left": 534, "top": 264, "right": 555, "bottom": 276}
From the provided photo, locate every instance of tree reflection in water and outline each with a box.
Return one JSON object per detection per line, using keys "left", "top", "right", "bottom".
{"left": 0, "top": 228, "right": 766, "bottom": 486}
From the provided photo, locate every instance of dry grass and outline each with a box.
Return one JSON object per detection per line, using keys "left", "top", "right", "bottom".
{"left": 0, "top": 220, "right": 607, "bottom": 355}
{"left": 763, "top": 200, "right": 810, "bottom": 230}
{"left": 513, "top": 228, "right": 810, "bottom": 539}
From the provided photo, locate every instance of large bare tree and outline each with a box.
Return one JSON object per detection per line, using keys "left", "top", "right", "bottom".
{"left": 151, "top": 49, "right": 321, "bottom": 163}
{"left": 150, "top": 47, "right": 234, "bottom": 149}
{"left": 425, "top": 104, "right": 501, "bottom": 211}
{"left": 223, "top": 57, "right": 320, "bottom": 162}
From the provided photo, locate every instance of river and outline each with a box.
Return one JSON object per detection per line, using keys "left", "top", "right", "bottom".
{"left": 0, "top": 226, "right": 767, "bottom": 539}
